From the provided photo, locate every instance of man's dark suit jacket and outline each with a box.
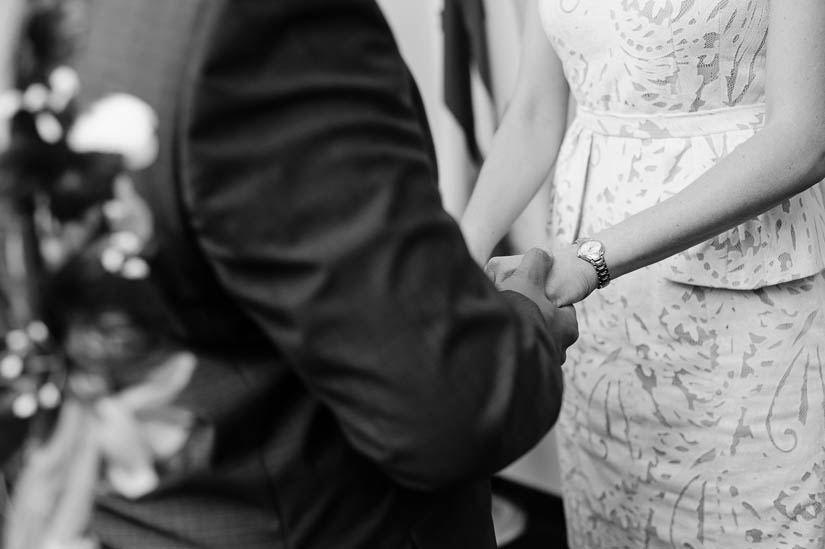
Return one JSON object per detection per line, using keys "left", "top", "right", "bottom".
{"left": 71, "top": 1, "right": 568, "bottom": 547}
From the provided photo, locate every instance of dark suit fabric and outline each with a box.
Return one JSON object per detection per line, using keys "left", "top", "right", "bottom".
{"left": 72, "top": 1, "right": 567, "bottom": 547}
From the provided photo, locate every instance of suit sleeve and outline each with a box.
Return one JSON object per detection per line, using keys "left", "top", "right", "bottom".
{"left": 179, "top": 0, "right": 566, "bottom": 491}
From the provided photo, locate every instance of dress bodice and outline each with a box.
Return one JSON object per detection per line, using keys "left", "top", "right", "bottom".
{"left": 540, "top": 0, "right": 825, "bottom": 290}
{"left": 539, "top": 0, "right": 769, "bottom": 115}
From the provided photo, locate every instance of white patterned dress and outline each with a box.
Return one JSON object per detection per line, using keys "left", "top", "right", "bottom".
{"left": 538, "top": 1, "right": 825, "bottom": 547}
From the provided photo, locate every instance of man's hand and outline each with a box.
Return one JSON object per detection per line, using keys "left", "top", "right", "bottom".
{"left": 487, "top": 248, "right": 578, "bottom": 348}
{"left": 486, "top": 246, "right": 598, "bottom": 307}
{"left": 541, "top": 244, "right": 598, "bottom": 307}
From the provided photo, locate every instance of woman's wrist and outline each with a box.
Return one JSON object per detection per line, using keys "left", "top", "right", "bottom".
{"left": 460, "top": 222, "right": 496, "bottom": 265}
{"left": 566, "top": 244, "right": 599, "bottom": 293}
{"left": 465, "top": 239, "right": 492, "bottom": 266}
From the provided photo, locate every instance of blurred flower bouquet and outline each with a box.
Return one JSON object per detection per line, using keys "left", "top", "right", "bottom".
{"left": 0, "top": 2, "right": 196, "bottom": 548}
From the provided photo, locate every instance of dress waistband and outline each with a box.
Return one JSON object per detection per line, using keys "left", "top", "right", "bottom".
{"left": 574, "top": 103, "right": 766, "bottom": 138}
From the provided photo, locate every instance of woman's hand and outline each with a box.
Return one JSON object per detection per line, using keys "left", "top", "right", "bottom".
{"left": 483, "top": 254, "right": 524, "bottom": 284}
{"left": 542, "top": 245, "right": 599, "bottom": 307}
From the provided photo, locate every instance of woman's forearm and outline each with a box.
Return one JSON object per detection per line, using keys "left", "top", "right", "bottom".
{"left": 596, "top": 120, "right": 825, "bottom": 279}
{"left": 460, "top": 114, "right": 565, "bottom": 264}
{"left": 461, "top": 0, "right": 569, "bottom": 265}
{"left": 592, "top": 0, "right": 825, "bottom": 281}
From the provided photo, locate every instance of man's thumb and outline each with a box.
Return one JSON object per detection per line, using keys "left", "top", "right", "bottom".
{"left": 520, "top": 248, "right": 553, "bottom": 285}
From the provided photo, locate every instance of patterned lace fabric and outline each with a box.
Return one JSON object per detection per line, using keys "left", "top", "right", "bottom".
{"left": 537, "top": 1, "right": 825, "bottom": 547}
{"left": 540, "top": 0, "right": 768, "bottom": 115}
{"left": 540, "top": 0, "right": 825, "bottom": 289}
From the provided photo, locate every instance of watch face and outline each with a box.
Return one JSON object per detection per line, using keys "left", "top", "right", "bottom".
{"left": 578, "top": 240, "right": 603, "bottom": 260}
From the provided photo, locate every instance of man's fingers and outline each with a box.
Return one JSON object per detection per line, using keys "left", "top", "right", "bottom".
{"left": 555, "top": 305, "right": 579, "bottom": 346}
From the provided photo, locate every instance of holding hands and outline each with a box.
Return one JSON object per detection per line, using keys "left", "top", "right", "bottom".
{"left": 486, "top": 245, "right": 598, "bottom": 308}
{"left": 488, "top": 248, "right": 579, "bottom": 348}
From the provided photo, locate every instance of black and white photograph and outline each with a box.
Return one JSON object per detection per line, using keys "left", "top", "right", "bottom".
{"left": 0, "top": 0, "right": 823, "bottom": 548}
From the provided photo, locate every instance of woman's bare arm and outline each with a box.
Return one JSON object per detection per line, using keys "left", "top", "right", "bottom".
{"left": 460, "top": 0, "right": 569, "bottom": 264}
{"left": 543, "top": 0, "right": 825, "bottom": 305}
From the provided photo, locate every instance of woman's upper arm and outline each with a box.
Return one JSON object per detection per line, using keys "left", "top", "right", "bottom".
{"left": 506, "top": 0, "right": 569, "bottom": 126}
{"left": 765, "top": 0, "right": 825, "bottom": 138}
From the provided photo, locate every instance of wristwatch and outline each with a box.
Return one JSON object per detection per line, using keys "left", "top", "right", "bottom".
{"left": 574, "top": 238, "right": 611, "bottom": 289}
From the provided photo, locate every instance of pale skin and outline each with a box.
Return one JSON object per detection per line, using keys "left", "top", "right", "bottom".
{"left": 460, "top": 0, "right": 825, "bottom": 307}
{"left": 0, "top": 0, "right": 25, "bottom": 149}
{"left": 0, "top": 0, "right": 23, "bottom": 88}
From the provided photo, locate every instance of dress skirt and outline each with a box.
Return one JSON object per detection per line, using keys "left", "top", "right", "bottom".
{"left": 551, "top": 107, "right": 825, "bottom": 548}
